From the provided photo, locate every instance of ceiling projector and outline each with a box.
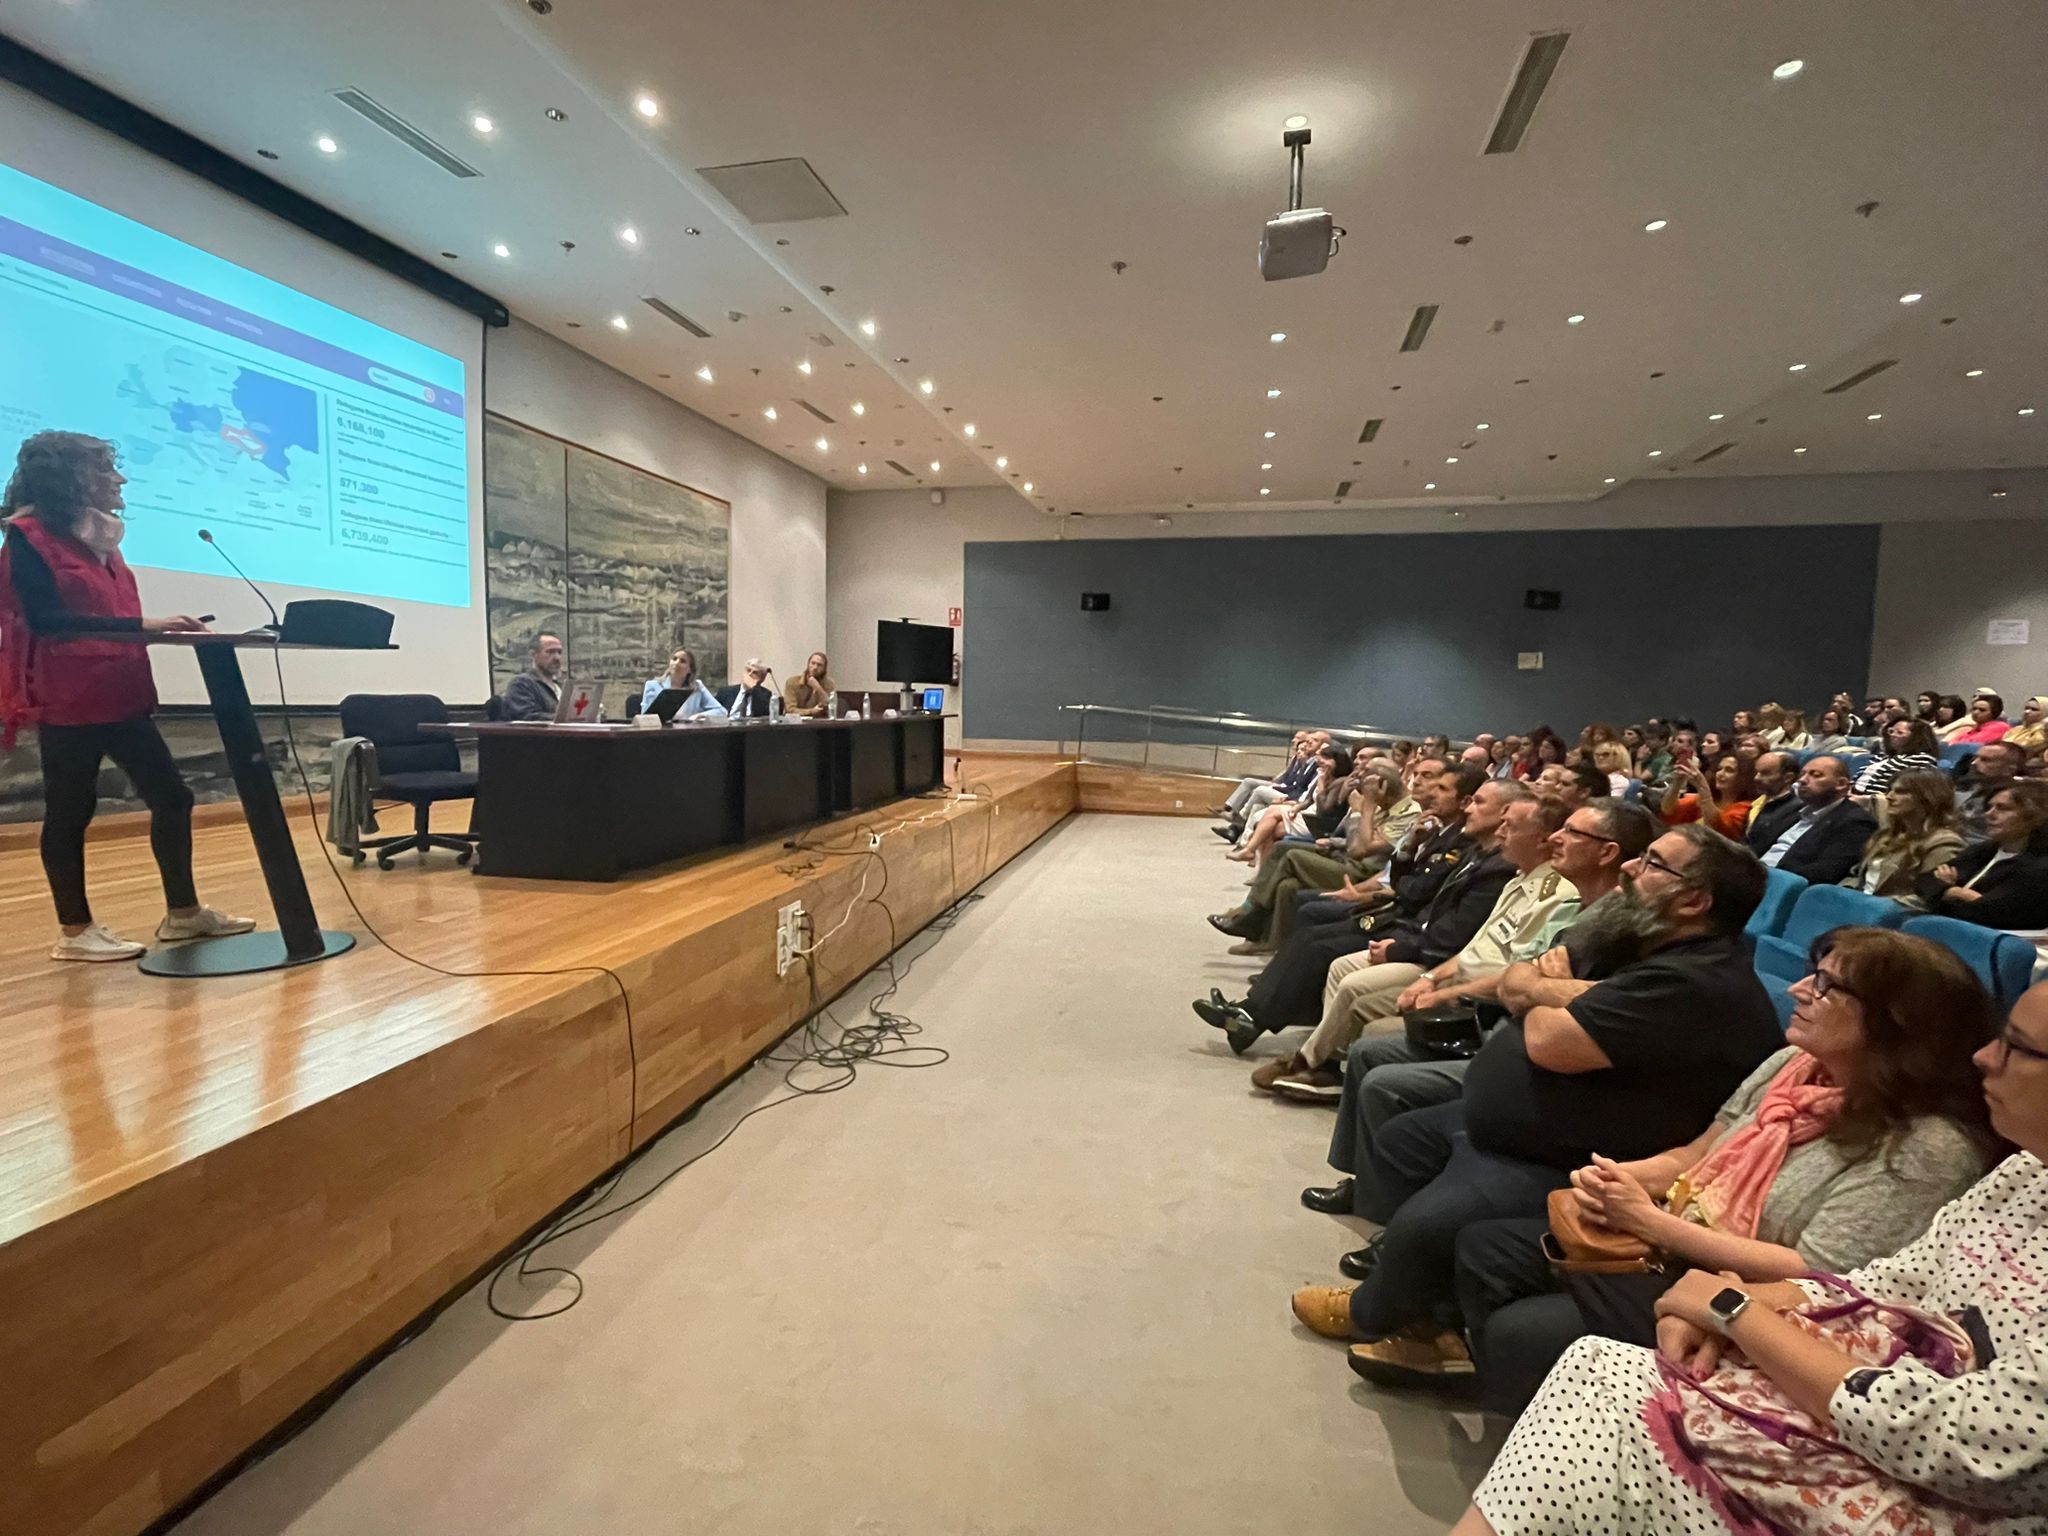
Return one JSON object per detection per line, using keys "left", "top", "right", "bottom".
{"left": 1259, "top": 127, "right": 1343, "bottom": 282}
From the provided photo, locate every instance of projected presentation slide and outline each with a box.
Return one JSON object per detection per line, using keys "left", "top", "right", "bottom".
{"left": 0, "top": 159, "right": 472, "bottom": 608}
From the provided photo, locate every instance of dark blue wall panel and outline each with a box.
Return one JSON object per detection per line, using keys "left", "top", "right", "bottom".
{"left": 962, "top": 525, "right": 1879, "bottom": 741}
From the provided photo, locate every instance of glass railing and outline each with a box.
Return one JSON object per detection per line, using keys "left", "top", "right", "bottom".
{"left": 1055, "top": 703, "right": 1457, "bottom": 778}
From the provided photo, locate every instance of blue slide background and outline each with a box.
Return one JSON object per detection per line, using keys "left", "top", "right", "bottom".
{"left": 0, "top": 160, "right": 473, "bottom": 608}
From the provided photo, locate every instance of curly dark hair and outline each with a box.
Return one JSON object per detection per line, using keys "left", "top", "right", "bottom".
{"left": 1, "top": 431, "right": 119, "bottom": 529}
{"left": 1806, "top": 927, "right": 2003, "bottom": 1164}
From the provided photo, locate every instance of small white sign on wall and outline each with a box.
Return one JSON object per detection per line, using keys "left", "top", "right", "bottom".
{"left": 1987, "top": 619, "right": 2031, "bottom": 647}
{"left": 1517, "top": 651, "right": 1544, "bottom": 671}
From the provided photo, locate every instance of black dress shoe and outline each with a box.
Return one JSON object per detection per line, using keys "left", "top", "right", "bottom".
{"left": 1339, "top": 1236, "right": 1384, "bottom": 1282}
{"left": 1225, "top": 1016, "right": 1262, "bottom": 1056}
{"left": 1207, "top": 910, "right": 1257, "bottom": 939}
{"left": 1209, "top": 987, "right": 1230, "bottom": 1007}
{"left": 1193, "top": 997, "right": 1252, "bottom": 1031}
{"left": 1301, "top": 1178, "right": 1355, "bottom": 1215}
{"left": 1211, "top": 824, "right": 1240, "bottom": 842}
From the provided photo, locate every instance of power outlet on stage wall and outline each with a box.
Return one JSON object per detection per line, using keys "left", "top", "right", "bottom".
{"left": 868, "top": 832, "right": 882, "bottom": 852}
{"left": 775, "top": 901, "right": 805, "bottom": 977}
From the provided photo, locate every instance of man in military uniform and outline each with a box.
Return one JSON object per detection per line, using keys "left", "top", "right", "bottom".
{"left": 1263, "top": 783, "right": 1552, "bottom": 1101}
{"left": 1194, "top": 763, "right": 1486, "bottom": 1054}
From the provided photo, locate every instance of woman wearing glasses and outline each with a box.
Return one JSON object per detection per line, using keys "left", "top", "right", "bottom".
{"left": 1447, "top": 966, "right": 2048, "bottom": 1536}
{"left": 1405, "top": 928, "right": 1996, "bottom": 1416}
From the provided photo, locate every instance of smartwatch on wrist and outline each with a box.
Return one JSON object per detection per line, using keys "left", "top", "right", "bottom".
{"left": 1707, "top": 1285, "right": 1753, "bottom": 1332}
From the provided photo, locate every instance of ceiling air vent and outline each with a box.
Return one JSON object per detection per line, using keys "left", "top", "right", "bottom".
{"left": 884, "top": 459, "right": 915, "bottom": 477}
{"left": 1358, "top": 418, "right": 1384, "bottom": 443}
{"left": 697, "top": 158, "right": 848, "bottom": 223}
{"left": 1398, "top": 305, "right": 1439, "bottom": 353}
{"left": 794, "top": 398, "right": 835, "bottom": 424}
{"left": 1484, "top": 32, "right": 1571, "bottom": 155}
{"left": 1334, "top": 480, "right": 1354, "bottom": 499}
{"left": 1823, "top": 359, "right": 1899, "bottom": 394}
{"left": 1693, "top": 441, "right": 1737, "bottom": 463}
{"left": 331, "top": 89, "right": 480, "bottom": 178}
{"left": 641, "top": 297, "right": 712, "bottom": 337}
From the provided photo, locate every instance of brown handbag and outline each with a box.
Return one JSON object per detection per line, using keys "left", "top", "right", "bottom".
{"left": 1542, "top": 1187, "right": 1665, "bottom": 1275}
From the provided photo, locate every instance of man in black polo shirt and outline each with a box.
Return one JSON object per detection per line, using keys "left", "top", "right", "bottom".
{"left": 1295, "top": 823, "right": 1780, "bottom": 1382}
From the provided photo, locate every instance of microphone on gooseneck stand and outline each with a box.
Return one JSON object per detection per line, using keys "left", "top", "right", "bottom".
{"left": 197, "top": 528, "right": 281, "bottom": 631}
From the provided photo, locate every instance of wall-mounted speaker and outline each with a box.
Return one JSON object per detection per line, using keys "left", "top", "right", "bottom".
{"left": 1081, "top": 592, "right": 1112, "bottom": 612}
{"left": 1524, "top": 588, "right": 1562, "bottom": 611}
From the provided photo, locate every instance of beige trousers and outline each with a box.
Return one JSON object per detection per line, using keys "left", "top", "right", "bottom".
{"left": 1299, "top": 953, "right": 1424, "bottom": 1067}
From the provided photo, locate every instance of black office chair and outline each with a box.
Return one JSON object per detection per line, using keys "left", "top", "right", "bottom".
{"left": 338, "top": 693, "right": 479, "bottom": 868}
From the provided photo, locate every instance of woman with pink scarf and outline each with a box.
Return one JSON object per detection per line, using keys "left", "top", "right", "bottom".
{"left": 1451, "top": 956, "right": 2048, "bottom": 1536}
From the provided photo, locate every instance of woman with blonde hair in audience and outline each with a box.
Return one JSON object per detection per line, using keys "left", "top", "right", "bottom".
{"left": 1445, "top": 969, "right": 2048, "bottom": 1536}
{"left": 1855, "top": 716, "right": 1942, "bottom": 796}
{"left": 1590, "top": 740, "right": 1634, "bottom": 799}
{"left": 1762, "top": 707, "right": 1812, "bottom": 750}
{"left": 2005, "top": 695, "right": 2046, "bottom": 757}
{"left": 1844, "top": 770, "right": 1966, "bottom": 903}
{"left": 1659, "top": 751, "right": 1757, "bottom": 838}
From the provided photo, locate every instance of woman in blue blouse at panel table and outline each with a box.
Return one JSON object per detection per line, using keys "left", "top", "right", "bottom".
{"left": 640, "top": 647, "right": 726, "bottom": 719}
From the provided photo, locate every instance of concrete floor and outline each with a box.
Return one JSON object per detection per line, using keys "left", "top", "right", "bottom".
{"left": 174, "top": 813, "right": 1491, "bottom": 1536}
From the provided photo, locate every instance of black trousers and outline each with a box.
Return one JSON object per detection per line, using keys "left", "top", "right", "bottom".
{"left": 1454, "top": 1216, "right": 1675, "bottom": 1417}
{"left": 1244, "top": 895, "right": 1375, "bottom": 1032}
{"left": 1346, "top": 1101, "right": 1572, "bottom": 1339}
{"left": 38, "top": 716, "right": 196, "bottom": 927}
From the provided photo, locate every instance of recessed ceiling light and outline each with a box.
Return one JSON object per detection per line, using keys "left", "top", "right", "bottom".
{"left": 996, "top": 456, "right": 1008, "bottom": 469}
{"left": 1260, "top": 462, "right": 1273, "bottom": 470}
{"left": 1708, "top": 412, "right": 1725, "bottom": 421}
{"left": 683, "top": 226, "right": 700, "bottom": 237}
{"left": 1898, "top": 291, "right": 1923, "bottom": 304}
{"left": 1269, "top": 332, "right": 1287, "bottom": 343}
{"left": 1445, "top": 456, "right": 1459, "bottom": 464}
{"left": 817, "top": 438, "right": 831, "bottom": 452}
{"left": 471, "top": 113, "right": 495, "bottom": 136}
{"left": 315, "top": 135, "right": 338, "bottom": 154}
{"left": 1424, "top": 482, "right": 1437, "bottom": 491}
{"left": 1647, "top": 450, "right": 1663, "bottom": 458}
{"left": 2022, "top": 407, "right": 2039, "bottom": 417}
{"left": 1643, "top": 218, "right": 1668, "bottom": 232}
{"left": 1022, "top": 481, "right": 1034, "bottom": 493}
{"left": 919, "top": 378, "right": 935, "bottom": 395}
{"left": 608, "top": 315, "right": 628, "bottom": 332}
{"left": 857, "top": 463, "right": 868, "bottom": 475}
{"left": 1965, "top": 368, "right": 1986, "bottom": 378}
{"left": 545, "top": 107, "right": 567, "bottom": 122}
{"left": 1283, "top": 114, "right": 1309, "bottom": 130}
{"left": 851, "top": 402, "right": 865, "bottom": 416}
{"left": 859, "top": 319, "right": 877, "bottom": 337}
{"left": 695, "top": 365, "right": 714, "bottom": 383}
{"left": 1565, "top": 314, "right": 1585, "bottom": 325}
{"left": 964, "top": 423, "right": 977, "bottom": 438}
{"left": 634, "top": 93, "right": 660, "bottom": 119}
{"left": 1259, "top": 487, "right": 1271, "bottom": 496}
{"left": 1867, "top": 412, "right": 1883, "bottom": 420}
{"left": 491, "top": 242, "right": 511, "bottom": 259}
{"left": 930, "top": 459, "right": 941, "bottom": 472}
{"left": 1990, "top": 488, "right": 2008, "bottom": 497}
{"left": 619, "top": 226, "right": 640, "bottom": 247}
{"left": 1264, "top": 430, "right": 1277, "bottom": 439}
{"left": 798, "top": 359, "right": 813, "bottom": 375}
{"left": 1604, "top": 477, "right": 1617, "bottom": 484}
{"left": 1794, "top": 446, "right": 1809, "bottom": 454}
{"left": 763, "top": 407, "right": 777, "bottom": 421}
{"left": 1788, "top": 362, "right": 1808, "bottom": 372}
{"left": 1476, "top": 422, "right": 1490, "bottom": 430}
{"left": 1773, "top": 59, "right": 1805, "bottom": 80}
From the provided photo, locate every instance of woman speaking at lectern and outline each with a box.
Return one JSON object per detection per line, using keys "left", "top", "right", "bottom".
{"left": 0, "top": 431, "right": 250, "bottom": 962}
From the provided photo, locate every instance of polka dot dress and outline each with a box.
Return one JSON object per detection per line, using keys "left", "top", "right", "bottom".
{"left": 1474, "top": 1154, "right": 2048, "bottom": 1535}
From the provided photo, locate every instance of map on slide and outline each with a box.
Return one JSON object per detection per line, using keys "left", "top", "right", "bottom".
{"left": 115, "top": 345, "right": 321, "bottom": 488}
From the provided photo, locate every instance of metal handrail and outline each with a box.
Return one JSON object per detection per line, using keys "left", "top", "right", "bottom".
{"left": 1056, "top": 702, "right": 1458, "bottom": 775}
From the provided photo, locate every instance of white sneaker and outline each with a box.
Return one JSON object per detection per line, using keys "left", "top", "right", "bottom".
{"left": 51, "top": 923, "right": 147, "bottom": 963}
{"left": 155, "top": 906, "right": 257, "bottom": 942}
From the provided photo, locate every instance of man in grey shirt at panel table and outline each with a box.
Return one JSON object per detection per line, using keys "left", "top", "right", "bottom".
{"left": 501, "top": 631, "right": 565, "bottom": 721}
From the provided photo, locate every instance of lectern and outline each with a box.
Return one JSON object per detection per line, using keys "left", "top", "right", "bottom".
{"left": 116, "top": 632, "right": 389, "bottom": 976}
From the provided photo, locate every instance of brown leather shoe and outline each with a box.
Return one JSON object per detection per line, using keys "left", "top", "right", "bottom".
{"left": 1347, "top": 1328, "right": 1475, "bottom": 1385}
{"left": 1290, "top": 1284, "right": 1358, "bottom": 1340}
{"left": 1250, "top": 1052, "right": 1307, "bottom": 1092}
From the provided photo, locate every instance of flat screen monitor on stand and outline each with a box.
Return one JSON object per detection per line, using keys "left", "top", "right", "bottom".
{"left": 876, "top": 619, "right": 954, "bottom": 711}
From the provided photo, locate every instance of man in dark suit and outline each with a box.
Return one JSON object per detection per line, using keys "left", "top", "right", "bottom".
{"left": 1740, "top": 750, "right": 1799, "bottom": 847}
{"left": 1748, "top": 754, "right": 1876, "bottom": 884}
{"left": 716, "top": 659, "right": 776, "bottom": 719}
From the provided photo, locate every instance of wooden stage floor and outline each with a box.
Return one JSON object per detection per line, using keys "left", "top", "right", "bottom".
{"left": 0, "top": 752, "right": 1082, "bottom": 1536}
